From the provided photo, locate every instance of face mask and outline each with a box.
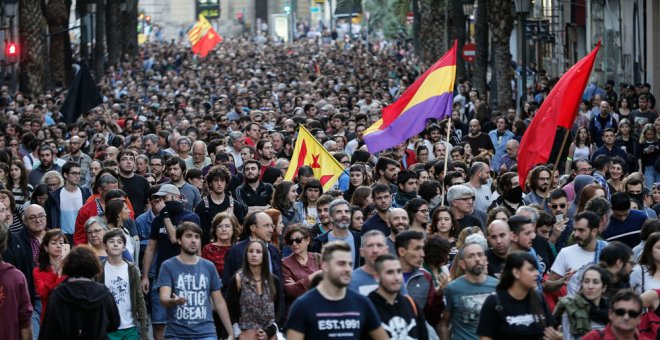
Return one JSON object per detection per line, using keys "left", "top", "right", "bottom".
{"left": 164, "top": 200, "right": 184, "bottom": 215}
{"left": 503, "top": 186, "right": 523, "bottom": 204}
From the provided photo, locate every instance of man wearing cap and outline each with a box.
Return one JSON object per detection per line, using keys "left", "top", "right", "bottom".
{"left": 141, "top": 183, "right": 201, "bottom": 340}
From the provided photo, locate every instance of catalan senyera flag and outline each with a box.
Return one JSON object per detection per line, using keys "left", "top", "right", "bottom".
{"left": 363, "top": 41, "right": 457, "bottom": 153}
{"left": 518, "top": 41, "right": 601, "bottom": 188}
{"left": 188, "top": 14, "right": 222, "bottom": 58}
{"left": 285, "top": 125, "right": 345, "bottom": 191}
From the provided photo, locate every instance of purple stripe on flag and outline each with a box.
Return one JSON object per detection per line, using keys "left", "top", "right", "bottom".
{"left": 364, "top": 92, "right": 453, "bottom": 153}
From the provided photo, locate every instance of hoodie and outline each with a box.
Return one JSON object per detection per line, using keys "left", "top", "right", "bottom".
{"left": 38, "top": 279, "right": 120, "bottom": 340}
{"left": 0, "top": 262, "right": 33, "bottom": 340}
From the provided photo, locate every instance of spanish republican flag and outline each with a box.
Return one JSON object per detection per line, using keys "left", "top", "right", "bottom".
{"left": 363, "top": 41, "right": 457, "bottom": 153}
{"left": 518, "top": 41, "right": 600, "bottom": 188}
{"left": 285, "top": 125, "right": 345, "bottom": 191}
{"left": 188, "top": 14, "right": 222, "bottom": 58}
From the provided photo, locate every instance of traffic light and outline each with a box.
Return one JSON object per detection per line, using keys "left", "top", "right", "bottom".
{"left": 6, "top": 42, "right": 18, "bottom": 63}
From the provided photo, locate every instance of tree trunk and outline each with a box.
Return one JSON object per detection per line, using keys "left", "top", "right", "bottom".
{"left": 473, "top": 0, "right": 488, "bottom": 98}
{"left": 94, "top": 1, "right": 106, "bottom": 79}
{"left": 418, "top": 0, "right": 446, "bottom": 65}
{"left": 19, "top": 0, "right": 47, "bottom": 96}
{"left": 122, "top": 0, "right": 139, "bottom": 59}
{"left": 447, "top": 0, "right": 465, "bottom": 81}
{"left": 105, "top": 0, "right": 120, "bottom": 67}
{"left": 46, "top": 0, "right": 72, "bottom": 88}
{"left": 488, "top": 0, "right": 515, "bottom": 112}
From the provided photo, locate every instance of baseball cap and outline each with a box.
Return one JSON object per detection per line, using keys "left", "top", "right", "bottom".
{"left": 154, "top": 184, "right": 180, "bottom": 197}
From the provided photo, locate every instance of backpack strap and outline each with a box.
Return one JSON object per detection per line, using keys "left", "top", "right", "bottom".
{"left": 404, "top": 295, "right": 417, "bottom": 317}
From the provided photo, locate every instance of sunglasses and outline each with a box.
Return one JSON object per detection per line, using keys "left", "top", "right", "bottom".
{"left": 289, "top": 237, "right": 305, "bottom": 245}
{"left": 550, "top": 203, "right": 567, "bottom": 209}
{"left": 613, "top": 308, "right": 641, "bottom": 318}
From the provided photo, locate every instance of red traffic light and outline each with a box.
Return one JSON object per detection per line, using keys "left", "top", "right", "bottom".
{"left": 6, "top": 42, "right": 18, "bottom": 57}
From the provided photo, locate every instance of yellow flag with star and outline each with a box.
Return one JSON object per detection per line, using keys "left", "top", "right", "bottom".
{"left": 284, "top": 125, "right": 345, "bottom": 191}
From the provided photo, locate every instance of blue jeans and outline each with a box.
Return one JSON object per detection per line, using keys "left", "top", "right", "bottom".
{"left": 644, "top": 166, "right": 660, "bottom": 189}
{"left": 31, "top": 299, "right": 41, "bottom": 340}
{"left": 150, "top": 283, "right": 166, "bottom": 325}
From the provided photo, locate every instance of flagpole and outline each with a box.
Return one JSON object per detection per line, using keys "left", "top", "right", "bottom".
{"left": 542, "top": 128, "right": 571, "bottom": 204}
{"left": 441, "top": 118, "right": 452, "bottom": 207}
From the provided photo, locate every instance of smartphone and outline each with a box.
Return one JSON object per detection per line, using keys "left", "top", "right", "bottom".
{"left": 61, "top": 244, "right": 71, "bottom": 258}
{"left": 556, "top": 214, "right": 564, "bottom": 222}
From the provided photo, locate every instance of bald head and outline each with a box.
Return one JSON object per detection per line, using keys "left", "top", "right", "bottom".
{"left": 388, "top": 208, "right": 409, "bottom": 235}
{"left": 487, "top": 220, "right": 511, "bottom": 257}
{"left": 24, "top": 204, "right": 47, "bottom": 233}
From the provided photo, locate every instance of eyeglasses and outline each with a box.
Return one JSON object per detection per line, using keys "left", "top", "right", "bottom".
{"left": 27, "top": 214, "right": 47, "bottom": 222}
{"left": 456, "top": 197, "right": 474, "bottom": 202}
{"left": 538, "top": 177, "right": 551, "bottom": 182}
{"left": 289, "top": 237, "right": 305, "bottom": 245}
{"left": 94, "top": 140, "right": 104, "bottom": 144}
{"left": 613, "top": 308, "right": 641, "bottom": 318}
{"left": 550, "top": 203, "right": 567, "bottom": 209}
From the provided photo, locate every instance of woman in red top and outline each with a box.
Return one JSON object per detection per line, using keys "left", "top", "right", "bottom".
{"left": 202, "top": 212, "right": 240, "bottom": 276}
{"left": 33, "top": 229, "right": 69, "bottom": 322}
{"left": 281, "top": 226, "right": 322, "bottom": 305}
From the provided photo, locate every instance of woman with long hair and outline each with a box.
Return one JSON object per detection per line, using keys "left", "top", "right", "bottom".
{"left": 631, "top": 232, "right": 660, "bottom": 293}
{"left": 281, "top": 226, "right": 322, "bottom": 305}
{"left": 202, "top": 212, "right": 240, "bottom": 277}
{"left": 617, "top": 97, "right": 631, "bottom": 119}
{"left": 350, "top": 186, "right": 373, "bottom": 211}
{"left": 565, "top": 127, "right": 594, "bottom": 173}
{"left": 639, "top": 123, "right": 660, "bottom": 188}
{"left": 104, "top": 199, "right": 138, "bottom": 261}
{"left": 227, "top": 239, "right": 282, "bottom": 340}
{"left": 344, "top": 163, "right": 370, "bottom": 201}
{"left": 271, "top": 181, "right": 301, "bottom": 227}
{"left": 350, "top": 206, "right": 365, "bottom": 233}
{"left": 293, "top": 179, "right": 323, "bottom": 228}
{"left": 7, "top": 160, "right": 33, "bottom": 205}
{"left": 477, "top": 251, "right": 560, "bottom": 340}
{"left": 553, "top": 265, "right": 610, "bottom": 339}
{"left": 0, "top": 188, "right": 25, "bottom": 233}
{"left": 22, "top": 183, "right": 49, "bottom": 211}
{"left": 575, "top": 184, "right": 606, "bottom": 215}
{"left": 405, "top": 198, "right": 430, "bottom": 234}
{"left": 33, "top": 229, "right": 69, "bottom": 322}
{"left": 486, "top": 206, "right": 512, "bottom": 226}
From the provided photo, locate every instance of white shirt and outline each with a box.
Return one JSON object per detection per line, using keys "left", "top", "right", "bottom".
{"left": 104, "top": 261, "right": 135, "bottom": 329}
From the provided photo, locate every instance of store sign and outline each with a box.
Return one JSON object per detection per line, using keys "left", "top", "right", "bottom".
{"left": 196, "top": 0, "right": 220, "bottom": 19}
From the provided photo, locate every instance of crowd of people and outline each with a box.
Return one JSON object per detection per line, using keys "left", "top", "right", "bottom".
{"left": 1, "top": 32, "right": 660, "bottom": 340}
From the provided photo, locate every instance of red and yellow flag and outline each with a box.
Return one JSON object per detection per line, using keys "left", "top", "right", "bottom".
{"left": 188, "top": 14, "right": 222, "bottom": 58}
{"left": 285, "top": 125, "right": 345, "bottom": 191}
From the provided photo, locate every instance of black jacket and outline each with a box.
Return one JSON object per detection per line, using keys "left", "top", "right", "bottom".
{"left": 2, "top": 231, "right": 35, "bottom": 304}
{"left": 38, "top": 279, "right": 120, "bottom": 340}
{"left": 45, "top": 185, "right": 92, "bottom": 230}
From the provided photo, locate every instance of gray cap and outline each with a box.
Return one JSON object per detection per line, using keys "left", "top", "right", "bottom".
{"left": 154, "top": 184, "right": 180, "bottom": 197}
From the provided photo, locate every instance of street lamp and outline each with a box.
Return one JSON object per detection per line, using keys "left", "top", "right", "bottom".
{"left": 514, "top": 0, "right": 531, "bottom": 109}
{"left": 4, "top": 0, "right": 18, "bottom": 18}
{"left": 462, "top": 0, "right": 474, "bottom": 17}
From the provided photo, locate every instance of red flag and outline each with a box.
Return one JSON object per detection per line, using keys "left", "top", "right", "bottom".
{"left": 191, "top": 27, "right": 222, "bottom": 58}
{"left": 518, "top": 41, "right": 601, "bottom": 188}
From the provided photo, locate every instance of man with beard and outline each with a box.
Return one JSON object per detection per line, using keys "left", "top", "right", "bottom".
{"left": 28, "top": 145, "right": 62, "bottom": 187}
{"left": 149, "top": 156, "right": 170, "bottom": 184}
{"left": 396, "top": 230, "right": 444, "bottom": 319}
{"left": 349, "top": 230, "right": 391, "bottom": 296}
{"left": 488, "top": 172, "right": 522, "bottom": 215}
{"left": 392, "top": 170, "right": 419, "bottom": 208}
{"left": 485, "top": 220, "right": 511, "bottom": 279}
{"left": 467, "top": 162, "right": 492, "bottom": 212}
{"left": 165, "top": 157, "right": 201, "bottom": 212}
{"left": 62, "top": 135, "right": 93, "bottom": 187}
{"left": 549, "top": 211, "right": 607, "bottom": 294}
{"left": 368, "top": 254, "right": 428, "bottom": 340}
{"left": 311, "top": 199, "right": 361, "bottom": 268}
{"left": 500, "top": 139, "right": 519, "bottom": 173}
{"left": 362, "top": 184, "right": 393, "bottom": 236}
{"left": 235, "top": 160, "right": 273, "bottom": 214}
{"left": 310, "top": 195, "right": 333, "bottom": 239}
{"left": 440, "top": 241, "right": 498, "bottom": 340}
{"left": 194, "top": 166, "right": 248, "bottom": 245}
{"left": 573, "top": 241, "right": 632, "bottom": 298}
{"left": 141, "top": 184, "right": 201, "bottom": 340}
{"left": 386, "top": 208, "right": 410, "bottom": 255}
{"left": 286, "top": 241, "right": 388, "bottom": 340}
{"left": 256, "top": 139, "right": 275, "bottom": 178}
{"left": 522, "top": 165, "right": 552, "bottom": 206}
{"left": 374, "top": 157, "right": 399, "bottom": 193}
{"left": 463, "top": 119, "right": 494, "bottom": 159}
{"left": 156, "top": 222, "right": 233, "bottom": 339}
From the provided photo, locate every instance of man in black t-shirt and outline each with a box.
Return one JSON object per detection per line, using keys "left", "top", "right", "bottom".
{"left": 447, "top": 185, "right": 483, "bottom": 231}
{"left": 286, "top": 241, "right": 388, "bottom": 340}
{"left": 486, "top": 220, "right": 511, "bottom": 278}
{"left": 463, "top": 119, "right": 494, "bottom": 158}
{"left": 368, "top": 254, "right": 428, "bottom": 340}
{"left": 117, "top": 149, "right": 150, "bottom": 216}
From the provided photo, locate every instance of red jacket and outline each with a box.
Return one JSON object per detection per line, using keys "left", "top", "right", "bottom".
{"left": 74, "top": 196, "right": 135, "bottom": 245}
{"left": 33, "top": 267, "right": 67, "bottom": 322}
{"left": 582, "top": 324, "right": 644, "bottom": 340}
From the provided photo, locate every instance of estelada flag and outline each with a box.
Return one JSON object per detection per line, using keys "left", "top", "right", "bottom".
{"left": 363, "top": 41, "right": 457, "bottom": 153}
{"left": 284, "top": 125, "right": 345, "bottom": 191}
{"left": 188, "top": 14, "right": 222, "bottom": 57}
{"left": 518, "top": 41, "right": 601, "bottom": 188}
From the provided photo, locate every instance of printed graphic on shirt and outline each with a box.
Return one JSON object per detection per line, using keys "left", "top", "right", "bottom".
{"left": 108, "top": 276, "right": 129, "bottom": 304}
{"left": 382, "top": 316, "right": 417, "bottom": 340}
{"left": 316, "top": 312, "right": 362, "bottom": 337}
{"left": 458, "top": 293, "right": 490, "bottom": 323}
{"left": 506, "top": 313, "right": 545, "bottom": 327}
{"left": 174, "top": 273, "right": 209, "bottom": 321}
